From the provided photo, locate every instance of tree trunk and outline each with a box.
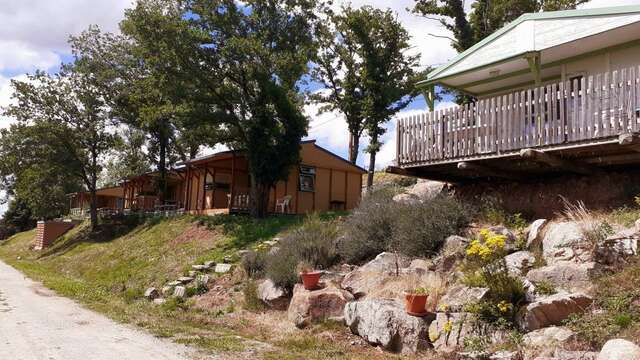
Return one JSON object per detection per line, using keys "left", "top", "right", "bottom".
{"left": 366, "top": 133, "right": 378, "bottom": 189}
{"left": 89, "top": 149, "right": 98, "bottom": 231}
{"left": 249, "top": 178, "right": 270, "bottom": 218}
{"left": 348, "top": 133, "right": 360, "bottom": 164}
{"left": 158, "top": 132, "right": 167, "bottom": 204}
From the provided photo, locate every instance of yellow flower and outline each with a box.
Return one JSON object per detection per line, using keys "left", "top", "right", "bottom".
{"left": 438, "top": 303, "right": 450, "bottom": 312}
{"left": 443, "top": 320, "right": 453, "bottom": 333}
{"left": 497, "top": 301, "right": 512, "bottom": 313}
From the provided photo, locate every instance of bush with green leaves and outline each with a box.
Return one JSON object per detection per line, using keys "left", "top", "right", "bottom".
{"left": 339, "top": 189, "right": 470, "bottom": 264}
{"left": 265, "top": 214, "right": 339, "bottom": 292}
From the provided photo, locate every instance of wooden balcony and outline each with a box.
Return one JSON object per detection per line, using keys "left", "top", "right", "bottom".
{"left": 393, "top": 66, "right": 640, "bottom": 182}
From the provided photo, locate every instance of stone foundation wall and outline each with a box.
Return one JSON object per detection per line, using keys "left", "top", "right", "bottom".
{"left": 454, "top": 169, "right": 640, "bottom": 218}
{"left": 33, "top": 221, "right": 78, "bottom": 250}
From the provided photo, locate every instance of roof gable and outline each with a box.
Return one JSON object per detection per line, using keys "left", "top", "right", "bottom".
{"left": 426, "top": 5, "right": 640, "bottom": 84}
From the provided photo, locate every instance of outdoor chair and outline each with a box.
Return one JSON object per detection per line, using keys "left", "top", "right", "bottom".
{"left": 275, "top": 195, "right": 292, "bottom": 214}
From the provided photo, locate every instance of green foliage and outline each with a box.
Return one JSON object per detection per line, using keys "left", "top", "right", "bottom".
{"left": 243, "top": 280, "right": 266, "bottom": 312}
{"left": 461, "top": 229, "right": 526, "bottom": 325}
{"left": 340, "top": 189, "right": 470, "bottom": 264}
{"left": 241, "top": 250, "right": 268, "bottom": 279}
{"left": 265, "top": 214, "right": 339, "bottom": 292}
{"left": 0, "top": 198, "right": 36, "bottom": 240}
{"left": 185, "top": 282, "right": 208, "bottom": 297}
{"left": 101, "top": 128, "right": 151, "bottom": 187}
{"left": 533, "top": 280, "right": 557, "bottom": 296}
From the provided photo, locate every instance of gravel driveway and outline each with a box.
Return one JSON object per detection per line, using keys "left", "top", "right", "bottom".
{"left": 0, "top": 260, "right": 203, "bottom": 360}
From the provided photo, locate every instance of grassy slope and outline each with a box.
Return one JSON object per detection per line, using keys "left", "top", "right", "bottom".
{"left": 0, "top": 213, "right": 402, "bottom": 359}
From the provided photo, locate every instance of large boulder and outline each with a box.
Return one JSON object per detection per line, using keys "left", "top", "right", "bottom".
{"left": 542, "top": 222, "right": 590, "bottom": 264}
{"left": 518, "top": 292, "right": 592, "bottom": 331}
{"left": 522, "top": 326, "right": 575, "bottom": 348}
{"left": 428, "top": 312, "right": 502, "bottom": 352}
{"left": 344, "top": 299, "right": 433, "bottom": 354}
{"left": 534, "top": 349, "right": 598, "bottom": 360}
{"left": 341, "top": 252, "right": 411, "bottom": 298}
{"left": 287, "top": 283, "right": 353, "bottom": 328}
{"left": 437, "top": 285, "right": 489, "bottom": 312}
{"left": 526, "top": 262, "right": 598, "bottom": 293}
{"left": 597, "top": 339, "right": 640, "bottom": 360}
{"left": 407, "top": 180, "right": 446, "bottom": 200}
{"left": 392, "top": 193, "right": 420, "bottom": 205}
{"left": 527, "top": 219, "right": 548, "bottom": 248}
{"left": 504, "top": 251, "right": 536, "bottom": 276}
{"left": 257, "top": 279, "right": 289, "bottom": 310}
{"left": 595, "top": 228, "right": 639, "bottom": 266}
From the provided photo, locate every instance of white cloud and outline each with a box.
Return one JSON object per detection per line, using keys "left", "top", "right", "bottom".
{"left": 0, "top": 0, "right": 132, "bottom": 74}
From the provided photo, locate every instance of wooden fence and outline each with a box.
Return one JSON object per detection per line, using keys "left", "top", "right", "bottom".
{"left": 397, "top": 66, "right": 640, "bottom": 166}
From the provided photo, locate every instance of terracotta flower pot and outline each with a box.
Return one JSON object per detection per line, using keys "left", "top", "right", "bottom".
{"left": 404, "top": 291, "right": 428, "bottom": 316}
{"left": 300, "top": 271, "right": 321, "bottom": 290}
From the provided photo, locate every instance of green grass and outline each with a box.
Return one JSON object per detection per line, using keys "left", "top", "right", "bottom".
{"left": 0, "top": 214, "right": 308, "bottom": 355}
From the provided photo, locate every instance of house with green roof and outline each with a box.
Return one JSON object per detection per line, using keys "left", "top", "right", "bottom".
{"left": 390, "top": 5, "right": 640, "bottom": 183}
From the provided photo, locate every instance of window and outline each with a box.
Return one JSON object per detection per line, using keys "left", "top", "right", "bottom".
{"left": 299, "top": 165, "right": 316, "bottom": 192}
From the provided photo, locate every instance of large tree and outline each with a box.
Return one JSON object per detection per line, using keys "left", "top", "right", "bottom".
{"left": 0, "top": 123, "right": 83, "bottom": 221}
{"left": 343, "top": 6, "right": 420, "bottom": 188}
{"left": 123, "top": 0, "right": 321, "bottom": 217}
{"left": 3, "top": 68, "right": 117, "bottom": 230}
{"left": 101, "top": 127, "right": 152, "bottom": 187}
{"left": 310, "top": 7, "right": 367, "bottom": 164}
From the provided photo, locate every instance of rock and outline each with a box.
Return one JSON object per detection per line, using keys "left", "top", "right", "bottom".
{"left": 392, "top": 193, "right": 420, "bottom": 205}
{"left": 406, "top": 180, "right": 446, "bottom": 200}
{"left": 178, "top": 276, "right": 194, "bottom": 284}
{"left": 437, "top": 285, "right": 489, "bottom": 312}
{"left": 522, "top": 279, "right": 538, "bottom": 302}
{"left": 635, "top": 219, "right": 640, "bottom": 233}
{"left": 518, "top": 293, "right": 592, "bottom": 331}
{"left": 214, "top": 263, "right": 233, "bottom": 273}
{"left": 287, "top": 283, "right": 353, "bottom": 328}
{"left": 223, "top": 255, "right": 232, "bottom": 263}
{"left": 527, "top": 219, "right": 548, "bottom": 248}
{"left": 488, "top": 225, "right": 517, "bottom": 243}
{"left": 597, "top": 339, "right": 640, "bottom": 360}
{"left": 192, "top": 264, "right": 208, "bottom": 271}
{"left": 153, "top": 298, "right": 166, "bottom": 305}
{"left": 526, "top": 262, "right": 598, "bottom": 293}
{"left": 504, "top": 251, "right": 536, "bottom": 276}
{"left": 188, "top": 271, "right": 197, "bottom": 277}
{"left": 173, "top": 286, "right": 186, "bottom": 298}
{"left": 237, "top": 250, "right": 249, "bottom": 257}
{"left": 595, "top": 228, "right": 638, "bottom": 266}
{"left": 257, "top": 279, "right": 289, "bottom": 310}
{"left": 429, "top": 312, "right": 504, "bottom": 352}
{"left": 344, "top": 299, "right": 433, "bottom": 354}
{"left": 533, "top": 349, "right": 598, "bottom": 360}
{"left": 341, "top": 252, "right": 410, "bottom": 298}
{"left": 522, "top": 326, "right": 575, "bottom": 348}
{"left": 408, "top": 258, "right": 434, "bottom": 273}
{"left": 542, "top": 222, "right": 590, "bottom": 264}
{"left": 144, "top": 287, "right": 159, "bottom": 300}
{"left": 441, "top": 235, "right": 470, "bottom": 256}
{"left": 490, "top": 351, "right": 520, "bottom": 360}
{"left": 167, "top": 280, "right": 182, "bottom": 287}
{"left": 268, "top": 246, "right": 280, "bottom": 256}
{"left": 263, "top": 240, "right": 278, "bottom": 246}
{"left": 195, "top": 274, "right": 210, "bottom": 286}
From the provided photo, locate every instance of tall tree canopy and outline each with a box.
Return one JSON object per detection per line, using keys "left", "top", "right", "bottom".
{"left": 123, "top": 0, "right": 322, "bottom": 217}
{"left": 3, "top": 67, "right": 117, "bottom": 229}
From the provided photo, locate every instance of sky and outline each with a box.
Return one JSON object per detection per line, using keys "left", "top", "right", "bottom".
{"left": 0, "top": 0, "right": 638, "bottom": 214}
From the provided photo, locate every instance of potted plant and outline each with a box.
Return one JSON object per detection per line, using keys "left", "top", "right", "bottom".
{"left": 404, "top": 287, "right": 429, "bottom": 316}
{"left": 297, "top": 261, "right": 321, "bottom": 290}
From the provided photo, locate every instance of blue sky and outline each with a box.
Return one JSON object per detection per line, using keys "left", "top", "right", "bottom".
{"left": 0, "top": 0, "right": 635, "bottom": 215}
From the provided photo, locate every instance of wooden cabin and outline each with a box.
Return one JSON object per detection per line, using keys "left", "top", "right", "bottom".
{"left": 180, "top": 140, "right": 366, "bottom": 215}
{"left": 68, "top": 140, "right": 366, "bottom": 216}
{"left": 67, "top": 186, "right": 125, "bottom": 217}
{"left": 389, "top": 6, "right": 640, "bottom": 183}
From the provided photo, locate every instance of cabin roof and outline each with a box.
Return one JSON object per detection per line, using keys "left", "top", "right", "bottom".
{"left": 422, "top": 5, "right": 640, "bottom": 95}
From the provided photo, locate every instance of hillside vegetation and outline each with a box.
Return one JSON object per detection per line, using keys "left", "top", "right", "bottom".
{"left": 0, "top": 214, "right": 403, "bottom": 359}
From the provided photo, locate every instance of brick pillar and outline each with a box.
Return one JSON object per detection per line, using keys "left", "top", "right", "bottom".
{"left": 33, "top": 221, "right": 77, "bottom": 250}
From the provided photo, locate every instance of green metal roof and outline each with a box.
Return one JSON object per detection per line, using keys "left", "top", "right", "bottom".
{"left": 422, "top": 5, "right": 640, "bottom": 86}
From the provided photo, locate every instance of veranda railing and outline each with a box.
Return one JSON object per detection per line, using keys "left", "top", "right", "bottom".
{"left": 397, "top": 66, "right": 640, "bottom": 166}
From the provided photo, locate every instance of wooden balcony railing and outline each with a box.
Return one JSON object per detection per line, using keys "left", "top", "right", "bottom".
{"left": 397, "top": 66, "right": 640, "bottom": 167}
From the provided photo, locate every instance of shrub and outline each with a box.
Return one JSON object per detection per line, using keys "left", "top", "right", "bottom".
{"left": 392, "top": 195, "right": 470, "bottom": 258}
{"left": 339, "top": 188, "right": 398, "bottom": 264}
{"left": 243, "top": 280, "right": 265, "bottom": 312}
{"left": 265, "top": 214, "right": 339, "bottom": 292}
{"left": 340, "top": 190, "right": 470, "bottom": 264}
{"left": 461, "top": 229, "right": 527, "bottom": 326}
{"left": 241, "top": 250, "right": 267, "bottom": 279}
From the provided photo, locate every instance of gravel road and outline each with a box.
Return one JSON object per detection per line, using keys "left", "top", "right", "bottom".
{"left": 0, "top": 260, "right": 203, "bottom": 360}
